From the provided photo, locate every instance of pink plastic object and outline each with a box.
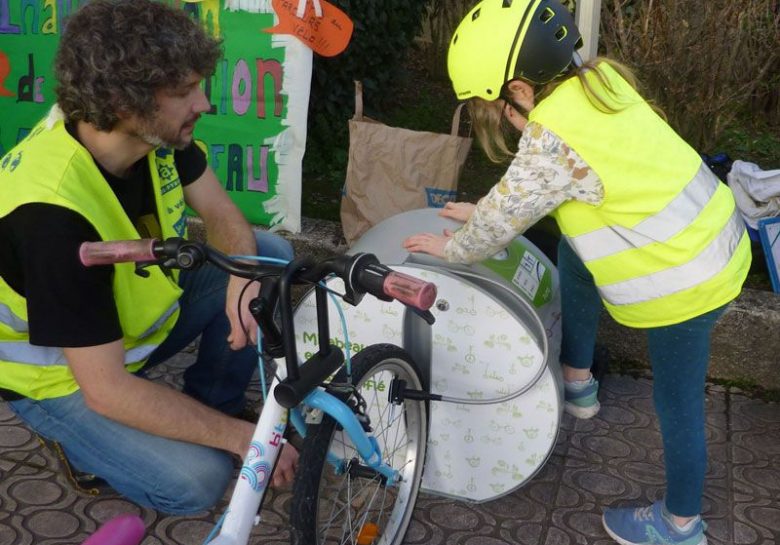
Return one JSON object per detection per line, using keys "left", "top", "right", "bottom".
{"left": 383, "top": 271, "right": 437, "bottom": 310}
{"left": 81, "top": 514, "right": 145, "bottom": 545}
{"left": 79, "top": 239, "right": 157, "bottom": 267}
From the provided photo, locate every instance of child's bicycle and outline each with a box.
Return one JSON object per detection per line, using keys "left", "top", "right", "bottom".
{"left": 79, "top": 236, "right": 438, "bottom": 545}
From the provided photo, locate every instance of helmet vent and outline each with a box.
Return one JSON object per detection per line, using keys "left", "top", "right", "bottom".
{"left": 540, "top": 7, "right": 554, "bottom": 23}
{"left": 555, "top": 27, "right": 568, "bottom": 41}
{"left": 502, "top": 0, "right": 513, "bottom": 7}
{"left": 472, "top": 8, "right": 481, "bottom": 21}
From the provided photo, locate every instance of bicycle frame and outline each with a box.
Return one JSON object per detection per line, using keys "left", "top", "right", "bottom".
{"left": 209, "top": 372, "right": 287, "bottom": 545}
{"left": 210, "top": 369, "right": 400, "bottom": 545}
{"left": 78, "top": 238, "right": 436, "bottom": 545}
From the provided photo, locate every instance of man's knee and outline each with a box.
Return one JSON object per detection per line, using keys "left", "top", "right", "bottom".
{"left": 146, "top": 450, "right": 235, "bottom": 515}
{"left": 254, "top": 230, "right": 293, "bottom": 262}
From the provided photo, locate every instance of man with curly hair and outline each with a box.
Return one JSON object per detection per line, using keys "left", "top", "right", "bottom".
{"left": 0, "top": 0, "right": 298, "bottom": 514}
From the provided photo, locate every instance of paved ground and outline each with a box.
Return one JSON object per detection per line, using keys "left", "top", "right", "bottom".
{"left": 1, "top": 349, "right": 778, "bottom": 545}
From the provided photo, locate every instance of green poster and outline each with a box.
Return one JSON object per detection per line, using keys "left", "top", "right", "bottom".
{"left": 0, "top": 0, "right": 310, "bottom": 231}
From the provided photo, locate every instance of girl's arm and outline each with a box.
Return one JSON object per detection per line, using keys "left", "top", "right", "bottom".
{"left": 405, "top": 122, "right": 604, "bottom": 263}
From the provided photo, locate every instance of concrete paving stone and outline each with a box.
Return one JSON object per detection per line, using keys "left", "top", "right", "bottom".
{"left": 500, "top": 521, "right": 545, "bottom": 545}
{"left": 699, "top": 493, "right": 732, "bottom": 545}
{"left": 1, "top": 367, "right": 779, "bottom": 544}
{"left": 567, "top": 466, "right": 638, "bottom": 502}
{"left": 405, "top": 506, "right": 447, "bottom": 545}
{"left": 733, "top": 464, "right": 780, "bottom": 499}
{"left": 733, "top": 498, "right": 780, "bottom": 544}
{"left": 429, "top": 500, "right": 487, "bottom": 531}
{"left": 523, "top": 461, "right": 565, "bottom": 506}
{"left": 548, "top": 505, "right": 611, "bottom": 545}
{"left": 0, "top": 522, "right": 21, "bottom": 545}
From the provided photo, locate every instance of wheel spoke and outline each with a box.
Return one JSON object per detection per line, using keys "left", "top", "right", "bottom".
{"left": 291, "top": 347, "right": 427, "bottom": 545}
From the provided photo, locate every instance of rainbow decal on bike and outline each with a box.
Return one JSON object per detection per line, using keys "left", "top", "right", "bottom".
{"left": 240, "top": 441, "right": 271, "bottom": 492}
{"left": 246, "top": 441, "right": 265, "bottom": 460}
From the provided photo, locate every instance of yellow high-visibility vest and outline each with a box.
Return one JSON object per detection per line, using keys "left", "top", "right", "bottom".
{"left": 530, "top": 64, "right": 750, "bottom": 327}
{"left": 0, "top": 111, "right": 186, "bottom": 399}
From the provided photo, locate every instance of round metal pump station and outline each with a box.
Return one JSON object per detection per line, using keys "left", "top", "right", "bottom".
{"left": 292, "top": 208, "right": 564, "bottom": 502}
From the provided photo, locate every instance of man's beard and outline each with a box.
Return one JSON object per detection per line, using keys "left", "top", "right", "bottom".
{"left": 134, "top": 117, "right": 190, "bottom": 150}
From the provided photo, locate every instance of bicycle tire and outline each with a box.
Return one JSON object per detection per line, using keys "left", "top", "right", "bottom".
{"left": 290, "top": 344, "right": 428, "bottom": 545}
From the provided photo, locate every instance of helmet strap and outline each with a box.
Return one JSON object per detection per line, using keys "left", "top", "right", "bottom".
{"left": 503, "top": 97, "right": 526, "bottom": 118}
{"left": 572, "top": 51, "right": 584, "bottom": 69}
{"left": 500, "top": 80, "right": 532, "bottom": 119}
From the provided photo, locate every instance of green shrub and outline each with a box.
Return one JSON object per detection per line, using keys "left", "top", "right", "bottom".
{"left": 303, "top": 0, "right": 432, "bottom": 209}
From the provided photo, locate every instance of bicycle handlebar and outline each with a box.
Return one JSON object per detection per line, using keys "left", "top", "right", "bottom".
{"left": 80, "top": 236, "right": 437, "bottom": 409}
{"left": 79, "top": 238, "right": 158, "bottom": 266}
{"left": 79, "top": 237, "right": 437, "bottom": 312}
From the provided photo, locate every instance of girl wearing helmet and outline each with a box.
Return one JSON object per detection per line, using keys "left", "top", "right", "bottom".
{"left": 403, "top": 1, "right": 750, "bottom": 544}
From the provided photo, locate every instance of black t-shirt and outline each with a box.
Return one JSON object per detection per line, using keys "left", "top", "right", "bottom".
{"left": 0, "top": 138, "right": 207, "bottom": 347}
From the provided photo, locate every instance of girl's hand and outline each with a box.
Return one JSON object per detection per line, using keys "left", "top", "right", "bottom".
{"left": 439, "top": 201, "right": 475, "bottom": 223}
{"left": 402, "top": 230, "right": 454, "bottom": 259}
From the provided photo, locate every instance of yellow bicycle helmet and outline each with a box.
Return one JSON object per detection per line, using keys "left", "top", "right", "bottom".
{"left": 448, "top": 0, "right": 583, "bottom": 100}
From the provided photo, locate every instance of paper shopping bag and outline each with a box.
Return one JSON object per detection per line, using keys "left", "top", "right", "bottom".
{"left": 340, "top": 81, "right": 472, "bottom": 245}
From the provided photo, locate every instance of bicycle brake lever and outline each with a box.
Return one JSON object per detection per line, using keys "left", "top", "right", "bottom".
{"left": 134, "top": 258, "right": 177, "bottom": 278}
{"left": 134, "top": 261, "right": 158, "bottom": 278}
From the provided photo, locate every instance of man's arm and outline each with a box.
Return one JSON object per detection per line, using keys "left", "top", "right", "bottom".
{"left": 68, "top": 341, "right": 300, "bottom": 481}
{"left": 183, "top": 166, "right": 259, "bottom": 349}
{"left": 67, "top": 340, "right": 253, "bottom": 456}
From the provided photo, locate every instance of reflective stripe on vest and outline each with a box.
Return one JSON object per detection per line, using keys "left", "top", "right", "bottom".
{"left": 0, "top": 302, "right": 27, "bottom": 333}
{"left": 531, "top": 64, "right": 750, "bottom": 327}
{"left": 0, "top": 299, "right": 178, "bottom": 366}
{"left": 594, "top": 209, "right": 744, "bottom": 306}
{"left": 568, "top": 163, "right": 718, "bottom": 261}
{"left": 137, "top": 302, "right": 180, "bottom": 341}
{"left": 0, "top": 340, "right": 160, "bottom": 367}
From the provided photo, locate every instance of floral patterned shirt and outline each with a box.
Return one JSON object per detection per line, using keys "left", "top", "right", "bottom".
{"left": 443, "top": 121, "right": 605, "bottom": 263}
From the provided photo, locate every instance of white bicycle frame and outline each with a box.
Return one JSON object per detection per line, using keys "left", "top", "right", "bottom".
{"left": 209, "top": 374, "right": 289, "bottom": 545}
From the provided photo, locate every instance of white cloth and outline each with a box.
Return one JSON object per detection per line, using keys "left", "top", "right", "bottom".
{"left": 727, "top": 160, "right": 780, "bottom": 229}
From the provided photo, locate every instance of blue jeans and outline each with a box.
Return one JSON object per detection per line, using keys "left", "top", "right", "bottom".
{"left": 558, "top": 239, "right": 727, "bottom": 517}
{"left": 10, "top": 231, "right": 293, "bottom": 514}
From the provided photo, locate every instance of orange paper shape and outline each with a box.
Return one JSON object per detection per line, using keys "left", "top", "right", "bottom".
{"left": 266, "top": 0, "right": 353, "bottom": 57}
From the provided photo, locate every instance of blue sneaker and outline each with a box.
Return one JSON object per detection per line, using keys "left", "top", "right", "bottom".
{"left": 602, "top": 501, "right": 707, "bottom": 545}
{"left": 564, "top": 375, "right": 600, "bottom": 419}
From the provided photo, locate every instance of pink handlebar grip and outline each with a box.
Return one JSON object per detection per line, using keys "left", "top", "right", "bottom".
{"left": 81, "top": 514, "right": 145, "bottom": 545}
{"left": 79, "top": 239, "right": 158, "bottom": 267}
{"left": 383, "top": 272, "right": 437, "bottom": 311}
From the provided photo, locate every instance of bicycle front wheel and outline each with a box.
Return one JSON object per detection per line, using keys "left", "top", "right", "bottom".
{"left": 290, "top": 344, "right": 428, "bottom": 545}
